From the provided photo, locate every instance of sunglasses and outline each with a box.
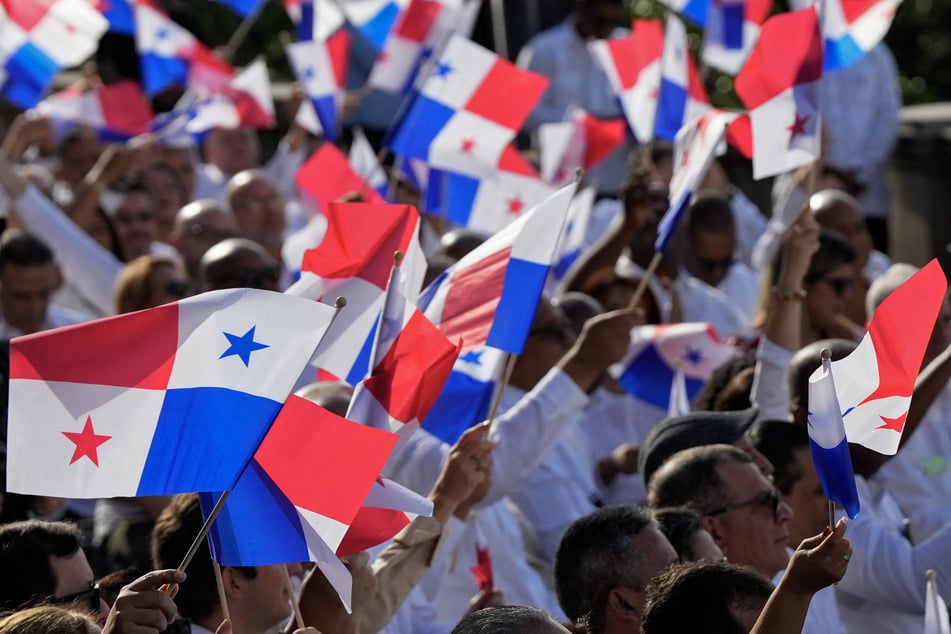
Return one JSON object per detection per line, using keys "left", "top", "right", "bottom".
{"left": 51, "top": 582, "right": 100, "bottom": 613}
{"left": 706, "top": 489, "right": 783, "bottom": 519}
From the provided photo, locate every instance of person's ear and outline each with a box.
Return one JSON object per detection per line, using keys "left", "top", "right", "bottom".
{"left": 701, "top": 514, "right": 730, "bottom": 555}
{"left": 606, "top": 586, "right": 643, "bottom": 623}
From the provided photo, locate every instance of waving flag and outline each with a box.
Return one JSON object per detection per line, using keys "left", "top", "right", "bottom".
{"left": 832, "top": 259, "right": 948, "bottom": 455}
{"left": 702, "top": 0, "right": 770, "bottom": 75}
{"left": 668, "top": 365, "right": 691, "bottom": 416}
{"left": 287, "top": 32, "right": 350, "bottom": 141}
{"left": 539, "top": 106, "right": 627, "bottom": 184}
{"left": 368, "top": 0, "right": 443, "bottom": 94}
{"left": 655, "top": 15, "right": 711, "bottom": 141}
{"left": 347, "top": 268, "right": 460, "bottom": 447}
{"left": 286, "top": 202, "right": 426, "bottom": 384}
{"left": 471, "top": 523, "right": 494, "bottom": 592}
{"left": 349, "top": 128, "right": 389, "bottom": 199}
{"left": 421, "top": 183, "right": 575, "bottom": 354}
{"left": 338, "top": 0, "right": 409, "bottom": 51}
{"left": 808, "top": 352, "right": 860, "bottom": 518}
{"left": 658, "top": 0, "right": 710, "bottom": 26}
{"left": 735, "top": 7, "right": 823, "bottom": 180}
{"left": 134, "top": 0, "right": 199, "bottom": 95}
{"left": 185, "top": 58, "right": 275, "bottom": 133}
{"left": 657, "top": 108, "right": 739, "bottom": 252}
{"left": 588, "top": 20, "right": 664, "bottom": 143}
{"left": 36, "top": 81, "right": 154, "bottom": 141}
{"left": 283, "top": 0, "right": 346, "bottom": 42}
{"left": 336, "top": 475, "right": 434, "bottom": 557}
{"left": 6, "top": 289, "right": 337, "bottom": 498}
{"left": 387, "top": 34, "right": 548, "bottom": 179}
{"left": 609, "top": 322, "right": 735, "bottom": 410}
{"left": 0, "top": 0, "right": 108, "bottom": 108}
{"left": 424, "top": 345, "right": 506, "bottom": 444}
{"left": 548, "top": 186, "right": 596, "bottom": 289}
{"left": 823, "top": 0, "right": 901, "bottom": 71}
{"left": 94, "top": 0, "right": 135, "bottom": 35}
{"left": 295, "top": 142, "right": 386, "bottom": 217}
{"left": 426, "top": 145, "right": 556, "bottom": 235}
{"left": 201, "top": 395, "right": 397, "bottom": 565}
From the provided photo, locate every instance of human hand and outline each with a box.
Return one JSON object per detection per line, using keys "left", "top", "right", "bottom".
{"left": 464, "top": 587, "right": 504, "bottom": 615}
{"left": 101, "top": 569, "right": 184, "bottom": 634}
{"left": 1, "top": 113, "right": 55, "bottom": 161}
{"left": 599, "top": 443, "right": 640, "bottom": 485}
{"left": 784, "top": 516, "right": 852, "bottom": 596}
{"left": 430, "top": 423, "right": 495, "bottom": 522}
{"left": 560, "top": 307, "right": 644, "bottom": 392}
{"left": 778, "top": 205, "right": 820, "bottom": 286}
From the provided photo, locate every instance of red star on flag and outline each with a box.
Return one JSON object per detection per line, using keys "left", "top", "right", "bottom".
{"left": 649, "top": 86, "right": 660, "bottom": 100}
{"left": 877, "top": 412, "right": 907, "bottom": 433}
{"left": 461, "top": 138, "right": 476, "bottom": 153}
{"left": 679, "top": 148, "right": 690, "bottom": 168}
{"left": 787, "top": 113, "right": 809, "bottom": 141}
{"left": 507, "top": 196, "right": 524, "bottom": 215}
{"left": 62, "top": 416, "right": 112, "bottom": 467}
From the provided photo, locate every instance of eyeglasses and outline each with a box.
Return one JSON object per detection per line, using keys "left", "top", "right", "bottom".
{"left": 113, "top": 211, "right": 155, "bottom": 225}
{"left": 529, "top": 319, "right": 575, "bottom": 345}
{"left": 51, "top": 582, "right": 100, "bottom": 613}
{"left": 819, "top": 276, "right": 855, "bottom": 297}
{"left": 706, "top": 489, "right": 783, "bottom": 519}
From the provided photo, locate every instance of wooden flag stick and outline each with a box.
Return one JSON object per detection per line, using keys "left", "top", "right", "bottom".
{"left": 625, "top": 250, "right": 664, "bottom": 311}
{"left": 485, "top": 352, "right": 518, "bottom": 435}
{"left": 176, "top": 491, "right": 231, "bottom": 573}
{"left": 223, "top": 1, "right": 267, "bottom": 60}
{"left": 281, "top": 564, "right": 306, "bottom": 630}
{"left": 212, "top": 560, "right": 231, "bottom": 622}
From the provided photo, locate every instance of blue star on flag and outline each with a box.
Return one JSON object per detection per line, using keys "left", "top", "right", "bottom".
{"left": 460, "top": 350, "right": 483, "bottom": 365}
{"left": 684, "top": 346, "right": 703, "bottom": 365}
{"left": 220, "top": 326, "right": 269, "bottom": 367}
{"left": 434, "top": 61, "right": 453, "bottom": 78}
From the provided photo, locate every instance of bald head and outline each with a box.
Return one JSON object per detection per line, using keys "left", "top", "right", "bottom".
{"left": 172, "top": 199, "right": 238, "bottom": 281}
{"left": 295, "top": 382, "right": 354, "bottom": 417}
{"left": 226, "top": 169, "right": 286, "bottom": 260}
{"left": 198, "top": 237, "right": 280, "bottom": 292}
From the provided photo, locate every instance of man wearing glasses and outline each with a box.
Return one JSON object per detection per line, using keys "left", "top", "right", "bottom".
{"left": 0, "top": 519, "right": 109, "bottom": 622}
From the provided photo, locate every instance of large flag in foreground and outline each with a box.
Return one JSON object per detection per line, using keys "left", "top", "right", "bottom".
{"left": 7, "top": 289, "right": 337, "bottom": 498}
{"left": 808, "top": 352, "right": 860, "bottom": 518}
{"left": 832, "top": 259, "right": 948, "bottom": 455}
{"left": 734, "top": 7, "right": 823, "bottom": 180}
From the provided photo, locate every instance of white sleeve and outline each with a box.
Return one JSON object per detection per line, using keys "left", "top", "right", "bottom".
{"left": 264, "top": 140, "right": 307, "bottom": 201}
{"left": 14, "top": 186, "right": 121, "bottom": 317}
{"left": 752, "top": 336, "right": 794, "bottom": 422}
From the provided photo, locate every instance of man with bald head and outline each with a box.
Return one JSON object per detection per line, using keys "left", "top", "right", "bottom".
{"left": 198, "top": 237, "right": 281, "bottom": 292}
{"left": 226, "top": 170, "right": 289, "bottom": 264}
{"left": 809, "top": 189, "right": 889, "bottom": 285}
{"left": 170, "top": 199, "right": 238, "bottom": 282}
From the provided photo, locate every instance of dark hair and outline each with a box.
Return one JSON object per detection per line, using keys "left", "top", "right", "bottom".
{"left": 771, "top": 230, "right": 856, "bottom": 287}
{"left": 0, "top": 231, "right": 55, "bottom": 272}
{"left": 648, "top": 445, "right": 753, "bottom": 514}
{"left": 641, "top": 561, "right": 773, "bottom": 634}
{"left": 692, "top": 355, "right": 755, "bottom": 411}
{"left": 0, "top": 520, "right": 83, "bottom": 611}
{"left": 452, "top": 606, "right": 564, "bottom": 633}
{"left": 554, "top": 505, "right": 654, "bottom": 632}
{"left": 654, "top": 507, "right": 706, "bottom": 562}
{"left": 686, "top": 193, "right": 735, "bottom": 235}
{"left": 786, "top": 339, "right": 857, "bottom": 419}
{"left": 749, "top": 421, "right": 810, "bottom": 495}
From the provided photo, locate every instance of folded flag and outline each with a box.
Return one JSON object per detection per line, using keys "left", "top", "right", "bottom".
{"left": 538, "top": 106, "right": 627, "bottom": 185}
{"left": 420, "top": 183, "right": 575, "bottom": 355}
{"left": 822, "top": 0, "right": 901, "bottom": 71}
{"left": 134, "top": 0, "right": 200, "bottom": 95}
{"left": 7, "top": 289, "right": 337, "bottom": 498}
{"left": 831, "top": 259, "right": 948, "bottom": 455}
{"left": 186, "top": 58, "right": 275, "bottom": 133}
{"left": 35, "top": 81, "right": 154, "bottom": 141}
{"left": 807, "top": 351, "right": 860, "bottom": 518}
{"left": 925, "top": 570, "right": 951, "bottom": 634}
{"left": 387, "top": 34, "right": 548, "bottom": 179}
{"left": 295, "top": 142, "right": 386, "bottom": 218}
{"left": 702, "top": 0, "right": 770, "bottom": 75}
{"left": 0, "top": 0, "right": 108, "bottom": 108}
{"left": 588, "top": 20, "right": 664, "bottom": 143}
{"left": 286, "top": 202, "right": 426, "bottom": 384}
{"left": 655, "top": 14, "right": 711, "bottom": 141}
{"left": 657, "top": 108, "right": 739, "bottom": 253}
{"left": 200, "top": 395, "right": 397, "bottom": 573}
{"left": 339, "top": 0, "right": 408, "bottom": 51}
{"left": 610, "top": 322, "right": 735, "bottom": 410}
{"left": 734, "top": 7, "right": 823, "bottom": 180}
{"left": 287, "top": 31, "right": 350, "bottom": 141}
{"left": 425, "top": 145, "right": 556, "bottom": 235}
{"left": 336, "top": 475, "right": 434, "bottom": 557}
{"left": 283, "top": 0, "right": 346, "bottom": 42}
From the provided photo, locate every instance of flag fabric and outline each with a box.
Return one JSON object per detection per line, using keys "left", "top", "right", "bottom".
{"left": 186, "top": 58, "right": 275, "bottom": 133}
{"left": 655, "top": 15, "right": 711, "bottom": 141}
{"left": 656, "top": 108, "right": 739, "bottom": 253}
{"left": 658, "top": 0, "right": 710, "bottom": 26}
{"left": 336, "top": 475, "right": 434, "bottom": 557}
{"left": 0, "top": 0, "right": 108, "bottom": 108}
{"left": 831, "top": 259, "right": 948, "bottom": 455}
{"left": 668, "top": 364, "right": 691, "bottom": 417}
{"left": 6, "top": 289, "right": 337, "bottom": 498}
{"left": 134, "top": 0, "right": 200, "bottom": 95}
{"left": 423, "top": 345, "right": 505, "bottom": 444}
{"left": 346, "top": 277, "right": 461, "bottom": 447}
{"left": 807, "top": 354, "right": 860, "bottom": 519}
{"left": 734, "top": 7, "right": 823, "bottom": 180}
{"left": 35, "top": 81, "right": 154, "bottom": 141}
{"left": 925, "top": 570, "right": 951, "bottom": 634}
{"left": 295, "top": 142, "right": 386, "bottom": 216}
{"left": 200, "top": 395, "right": 397, "bottom": 567}
{"left": 425, "top": 145, "right": 556, "bottom": 235}
{"left": 368, "top": 0, "right": 445, "bottom": 94}
{"left": 283, "top": 0, "right": 346, "bottom": 42}
{"left": 538, "top": 106, "right": 627, "bottom": 185}
{"left": 286, "top": 202, "right": 426, "bottom": 384}
{"left": 822, "top": 0, "right": 901, "bottom": 71}
{"left": 470, "top": 523, "right": 494, "bottom": 592}
{"left": 609, "top": 322, "right": 735, "bottom": 410}
{"left": 548, "top": 185, "right": 596, "bottom": 291}
{"left": 349, "top": 128, "right": 389, "bottom": 199}
{"left": 420, "top": 183, "right": 575, "bottom": 355}
{"left": 340, "top": 0, "right": 408, "bottom": 51}
{"left": 387, "top": 34, "right": 548, "bottom": 179}
{"left": 94, "top": 0, "right": 135, "bottom": 35}
{"left": 286, "top": 31, "right": 350, "bottom": 141}
{"left": 212, "top": 0, "right": 267, "bottom": 17}
{"left": 702, "top": 0, "right": 771, "bottom": 75}
{"left": 588, "top": 20, "right": 665, "bottom": 143}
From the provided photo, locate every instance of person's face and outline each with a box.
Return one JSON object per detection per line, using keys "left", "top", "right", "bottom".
{"left": 783, "top": 447, "right": 828, "bottom": 546}
{"left": 143, "top": 166, "right": 186, "bottom": 230}
{"left": 179, "top": 210, "right": 239, "bottom": 278}
{"left": 512, "top": 302, "right": 576, "bottom": 390}
{"left": 50, "top": 549, "right": 110, "bottom": 623}
{"left": 0, "top": 263, "right": 59, "bottom": 334}
{"left": 206, "top": 248, "right": 281, "bottom": 292}
{"left": 816, "top": 204, "right": 872, "bottom": 269}
{"left": 231, "top": 178, "right": 286, "bottom": 251}
{"left": 113, "top": 191, "right": 156, "bottom": 261}
{"left": 805, "top": 263, "right": 856, "bottom": 337}
{"left": 686, "top": 229, "right": 735, "bottom": 288}
{"left": 241, "top": 564, "right": 300, "bottom": 630}
{"left": 204, "top": 128, "right": 260, "bottom": 177}
{"left": 706, "top": 460, "right": 792, "bottom": 578}
{"left": 625, "top": 525, "right": 679, "bottom": 612}
{"left": 625, "top": 177, "right": 670, "bottom": 266}
{"left": 161, "top": 147, "right": 197, "bottom": 199}
{"left": 58, "top": 134, "right": 103, "bottom": 187}
{"left": 688, "top": 528, "right": 725, "bottom": 562}
{"left": 147, "top": 263, "right": 195, "bottom": 308}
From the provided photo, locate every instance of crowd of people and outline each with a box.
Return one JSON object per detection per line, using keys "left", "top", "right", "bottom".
{"left": 0, "top": 0, "right": 943, "bottom": 632}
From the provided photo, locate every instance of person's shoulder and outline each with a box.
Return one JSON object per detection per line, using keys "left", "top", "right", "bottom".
{"left": 525, "top": 18, "right": 577, "bottom": 50}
